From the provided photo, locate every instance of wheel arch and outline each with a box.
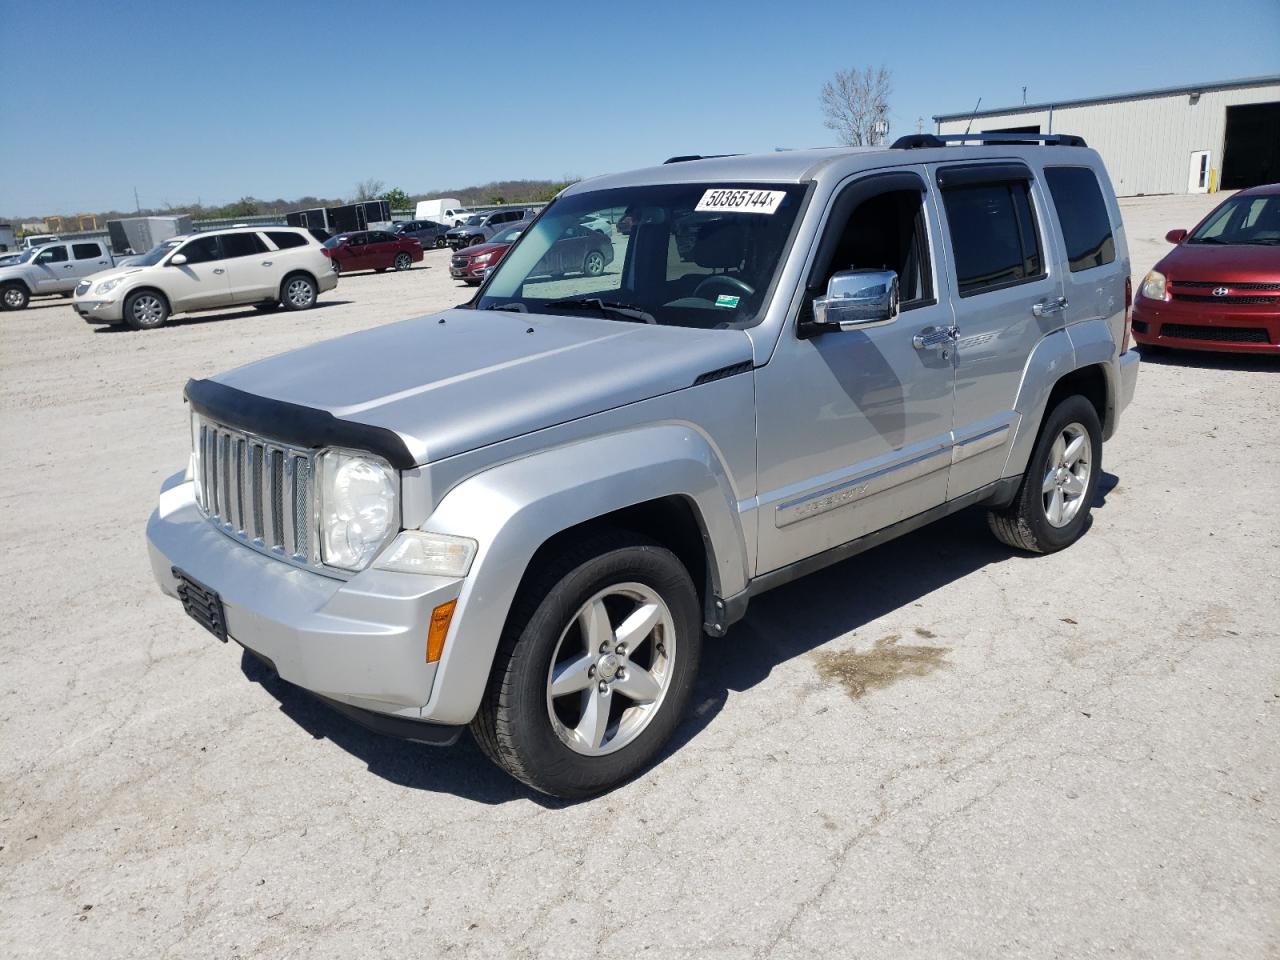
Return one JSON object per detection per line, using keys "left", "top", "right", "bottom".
{"left": 123, "top": 285, "right": 171, "bottom": 309}
{"left": 1003, "top": 321, "right": 1119, "bottom": 477}
{"left": 2, "top": 277, "right": 32, "bottom": 294}
{"left": 418, "top": 424, "right": 748, "bottom": 724}
{"left": 278, "top": 268, "right": 318, "bottom": 298}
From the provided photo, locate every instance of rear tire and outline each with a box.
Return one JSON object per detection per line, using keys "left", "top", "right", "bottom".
{"left": 987, "top": 395, "right": 1102, "bottom": 553}
{"left": 123, "top": 290, "right": 169, "bottom": 330}
{"left": 1, "top": 283, "right": 29, "bottom": 311}
{"left": 280, "top": 274, "right": 317, "bottom": 311}
{"left": 471, "top": 531, "right": 702, "bottom": 799}
{"left": 435, "top": 236, "right": 447, "bottom": 248}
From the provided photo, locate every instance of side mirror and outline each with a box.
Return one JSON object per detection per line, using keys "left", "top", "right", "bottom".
{"left": 169, "top": 253, "right": 188, "bottom": 266}
{"left": 1165, "top": 229, "right": 1187, "bottom": 244}
{"left": 809, "top": 269, "right": 899, "bottom": 333}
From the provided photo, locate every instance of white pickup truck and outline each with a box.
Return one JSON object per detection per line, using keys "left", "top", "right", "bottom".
{"left": 0, "top": 239, "right": 117, "bottom": 310}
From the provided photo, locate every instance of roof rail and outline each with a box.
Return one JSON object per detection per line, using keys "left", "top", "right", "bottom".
{"left": 663, "top": 154, "right": 741, "bottom": 164}
{"left": 892, "top": 132, "right": 1088, "bottom": 149}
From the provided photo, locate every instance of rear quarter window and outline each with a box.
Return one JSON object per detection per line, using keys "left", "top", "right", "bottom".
{"left": 1044, "top": 167, "right": 1116, "bottom": 272}
{"left": 941, "top": 180, "right": 1044, "bottom": 296}
{"left": 265, "top": 231, "right": 308, "bottom": 250}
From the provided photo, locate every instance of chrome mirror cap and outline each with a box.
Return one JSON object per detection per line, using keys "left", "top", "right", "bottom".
{"left": 812, "top": 269, "right": 899, "bottom": 331}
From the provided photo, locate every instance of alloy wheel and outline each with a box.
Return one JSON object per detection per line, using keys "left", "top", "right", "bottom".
{"left": 1042, "top": 422, "right": 1091, "bottom": 527}
{"left": 286, "top": 278, "right": 314, "bottom": 307}
{"left": 132, "top": 294, "right": 164, "bottom": 326}
{"left": 545, "top": 582, "right": 676, "bottom": 756}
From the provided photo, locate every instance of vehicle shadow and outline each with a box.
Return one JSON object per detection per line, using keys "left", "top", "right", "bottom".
{"left": 1138, "top": 345, "right": 1280, "bottom": 371}
{"left": 240, "top": 484, "right": 1121, "bottom": 807}
{"left": 90, "top": 300, "right": 354, "bottom": 332}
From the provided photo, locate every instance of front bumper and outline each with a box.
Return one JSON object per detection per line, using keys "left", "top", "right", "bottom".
{"left": 74, "top": 297, "right": 124, "bottom": 323}
{"left": 447, "top": 235, "right": 483, "bottom": 249}
{"left": 1132, "top": 297, "right": 1280, "bottom": 354}
{"left": 449, "top": 260, "right": 488, "bottom": 280}
{"left": 147, "top": 474, "right": 465, "bottom": 726}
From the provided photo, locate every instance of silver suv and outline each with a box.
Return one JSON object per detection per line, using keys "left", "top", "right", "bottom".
{"left": 147, "top": 134, "right": 1140, "bottom": 798}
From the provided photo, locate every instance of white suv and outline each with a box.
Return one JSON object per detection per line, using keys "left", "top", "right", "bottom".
{"left": 74, "top": 226, "right": 337, "bottom": 330}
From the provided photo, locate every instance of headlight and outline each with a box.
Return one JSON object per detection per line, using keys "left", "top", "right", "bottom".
{"left": 473, "top": 252, "right": 492, "bottom": 264}
{"left": 374, "top": 531, "right": 477, "bottom": 577}
{"left": 317, "top": 450, "right": 398, "bottom": 571}
{"left": 94, "top": 277, "right": 124, "bottom": 295}
{"left": 1140, "top": 270, "right": 1167, "bottom": 301}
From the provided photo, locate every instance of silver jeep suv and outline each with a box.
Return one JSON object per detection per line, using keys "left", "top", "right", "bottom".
{"left": 147, "top": 134, "right": 1140, "bottom": 798}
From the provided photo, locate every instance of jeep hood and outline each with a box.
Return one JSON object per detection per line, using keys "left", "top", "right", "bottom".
{"left": 209, "top": 309, "right": 753, "bottom": 465}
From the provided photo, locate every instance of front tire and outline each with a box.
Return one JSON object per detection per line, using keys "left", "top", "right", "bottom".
{"left": 281, "top": 274, "right": 317, "bottom": 311}
{"left": 123, "top": 290, "right": 169, "bottom": 330}
{"left": 394, "top": 252, "right": 412, "bottom": 271}
{"left": 987, "top": 395, "right": 1102, "bottom": 553}
{"left": 471, "top": 531, "right": 702, "bottom": 799}
{"left": 1, "top": 283, "right": 30, "bottom": 310}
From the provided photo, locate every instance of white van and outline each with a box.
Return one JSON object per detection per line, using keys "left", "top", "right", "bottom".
{"left": 414, "top": 198, "right": 471, "bottom": 227}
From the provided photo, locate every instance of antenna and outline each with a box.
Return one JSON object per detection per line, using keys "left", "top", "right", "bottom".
{"left": 963, "top": 97, "right": 982, "bottom": 135}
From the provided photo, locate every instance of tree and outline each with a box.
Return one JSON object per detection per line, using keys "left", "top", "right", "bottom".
{"left": 820, "top": 65, "right": 893, "bottom": 146}
{"left": 353, "top": 178, "right": 385, "bottom": 201}
{"left": 379, "top": 187, "right": 410, "bottom": 210}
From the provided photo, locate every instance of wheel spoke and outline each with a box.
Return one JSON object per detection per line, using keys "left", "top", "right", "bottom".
{"left": 613, "top": 664, "right": 662, "bottom": 704}
{"left": 1050, "top": 434, "right": 1066, "bottom": 468}
{"left": 576, "top": 687, "right": 611, "bottom": 749}
{"left": 1063, "top": 434, "right": 1086, "bottom": 467}
{"left": 579, "top": 599, "right": 613, "bottom": 653}
{"left": 614, "top": 602, "right": 661, "bottom": 651}
{"left": 1048, "top": 487, "right": 1065, "bottom": 525}
{"left": 1062, "top": 472, "right": 1086, "bottom": 497}
{"left": 1042, "top": 468, "right": 1058, "bottom": 494}
{"left": 550, "top": 653, "right": 595, "bottom": 697}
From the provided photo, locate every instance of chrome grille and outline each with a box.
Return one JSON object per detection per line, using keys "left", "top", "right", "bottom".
{"left": 195, "top": 417, "right": 317, "bottom": 567}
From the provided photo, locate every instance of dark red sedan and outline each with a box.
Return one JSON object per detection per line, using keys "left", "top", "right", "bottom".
{"left": 1133, "top": 183, "right": 1280, "bottom": 354}
{"left": 450, "top": 222, "right": 614, "bottom": 286}
{"left": 322, "top": 229, "right": 423, "bottom": 275}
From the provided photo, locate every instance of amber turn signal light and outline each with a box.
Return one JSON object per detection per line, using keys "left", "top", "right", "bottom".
{"left": 427, "top": 599, "right": 457, "bottom": 663}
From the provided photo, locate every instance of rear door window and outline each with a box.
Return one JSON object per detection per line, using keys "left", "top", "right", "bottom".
{"left": 940, "top": 180, "right": 1044, "bottom": 296}
{"left": 1044, "top": 167, "right": 1116, "bottom": 272}
{"left": 72, "top": 243, "right": 103, "bottom": 260}
{"left": 220, "top": 232, "right": 268, "bottom": 258}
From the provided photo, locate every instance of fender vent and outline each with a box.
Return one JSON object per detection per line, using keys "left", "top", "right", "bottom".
{"left": 693, "top": 361, "right": 752, "bottom": 386}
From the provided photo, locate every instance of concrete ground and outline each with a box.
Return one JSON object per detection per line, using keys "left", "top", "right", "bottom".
{"left": 1, "top": 193, "right": 1276, "bottom": 959}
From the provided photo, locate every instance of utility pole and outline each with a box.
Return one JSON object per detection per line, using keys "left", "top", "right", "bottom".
{"left": 133, "top": 187, "right": 141, "bottom": 214}
{"left": 916, "top": 116, "right": 924, "bottom": 134}
{"left": 1022, "top": 86, "right": 1027, "bottom": 105}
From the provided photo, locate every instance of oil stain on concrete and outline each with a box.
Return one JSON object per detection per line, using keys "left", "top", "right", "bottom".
{"left": 813, "top": 633, "right": 951, "bottom": 699}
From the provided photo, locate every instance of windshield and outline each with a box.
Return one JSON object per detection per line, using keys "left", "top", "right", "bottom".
{"left": 15, "top": 248, "right": 39, "bottom": 263}
{"left": 478, "top": 183, "right": 807, "bottom": 328}
{"left": 135, "top": 239, "right": 182, "bottom": 266}
{"left": 323, "top": 235, "right": 348, "bottom": 248}
{"left": 464, "top": 214, "right": 485, "bottom": 226}
{"left": 1189, "top": 194, "right": 1280, "bottom": 245}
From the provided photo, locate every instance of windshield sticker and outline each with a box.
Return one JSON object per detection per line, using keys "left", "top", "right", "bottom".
{"left": 715, "top": 294, "right": 741, "bottom": 308}
{"left": 696, "top": 189, "right": 786, "bottom": 215}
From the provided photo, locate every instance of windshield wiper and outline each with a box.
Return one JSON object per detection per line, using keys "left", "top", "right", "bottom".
{"left": 484, "top": 302, "right": 528, "bottom": 312}
{"left": 1189, "top": 237, "right": 1227, "bottom": 244}
{"left": 546, "top": 297, "right": 656, "bottom": 324}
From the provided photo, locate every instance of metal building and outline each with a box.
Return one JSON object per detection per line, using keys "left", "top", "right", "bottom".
{"left": 934, "top": 75, "right": 1280, "bottom": 196}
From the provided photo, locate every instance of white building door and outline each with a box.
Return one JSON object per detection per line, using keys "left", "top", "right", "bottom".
{"left": 1188, "top": 150, "right": 1211, "bottom": 193}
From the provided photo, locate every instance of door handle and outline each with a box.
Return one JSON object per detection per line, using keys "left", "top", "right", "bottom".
{"left": 913, "top": 325, "right": 958, "bottom": 350}
{"left": 261, "top": 260, "right": 272, "bottom": 266}
{"left": 213, "top": 268, "right": 226, "bottom": 275}
{"left": 1032, "top": 296, "right": 1067, "bottom": 317}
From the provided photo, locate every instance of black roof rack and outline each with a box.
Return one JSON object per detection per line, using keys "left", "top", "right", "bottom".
{"left": 892, "top": 132, "right": 1088, "bottom": 149}
{"left": 663, "top": 154, "right": 741, "bottom": 164}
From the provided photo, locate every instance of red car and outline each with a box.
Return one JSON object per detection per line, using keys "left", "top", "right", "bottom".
{"left": 450, "top": 222, "right": 614, "bottom": 286}
{"left": 322, "top": 229, "right": 423, "bottom": 275}
{"left": 1133, "top": 183, "right": 1280, "bottom": 354}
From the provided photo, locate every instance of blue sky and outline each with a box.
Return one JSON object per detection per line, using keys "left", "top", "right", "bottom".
{"left": 2, "top": 0, "right": 1277, "bottom": 216}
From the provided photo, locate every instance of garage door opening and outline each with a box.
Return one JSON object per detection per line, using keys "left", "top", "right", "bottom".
{"left": 1221, "top": 101, "right": 1280, "bottom": 190}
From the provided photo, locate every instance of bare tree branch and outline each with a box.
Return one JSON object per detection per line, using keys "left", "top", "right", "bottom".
{"left": 820, "top": 66, "right": 893, "bottom": 146}
{"left": 353, "top": 178, "right": 385, "bottom": 202}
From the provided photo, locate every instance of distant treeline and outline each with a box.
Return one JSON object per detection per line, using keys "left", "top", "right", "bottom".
{"left": 11, "top": 178, "right": 578, "bottom": 228}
